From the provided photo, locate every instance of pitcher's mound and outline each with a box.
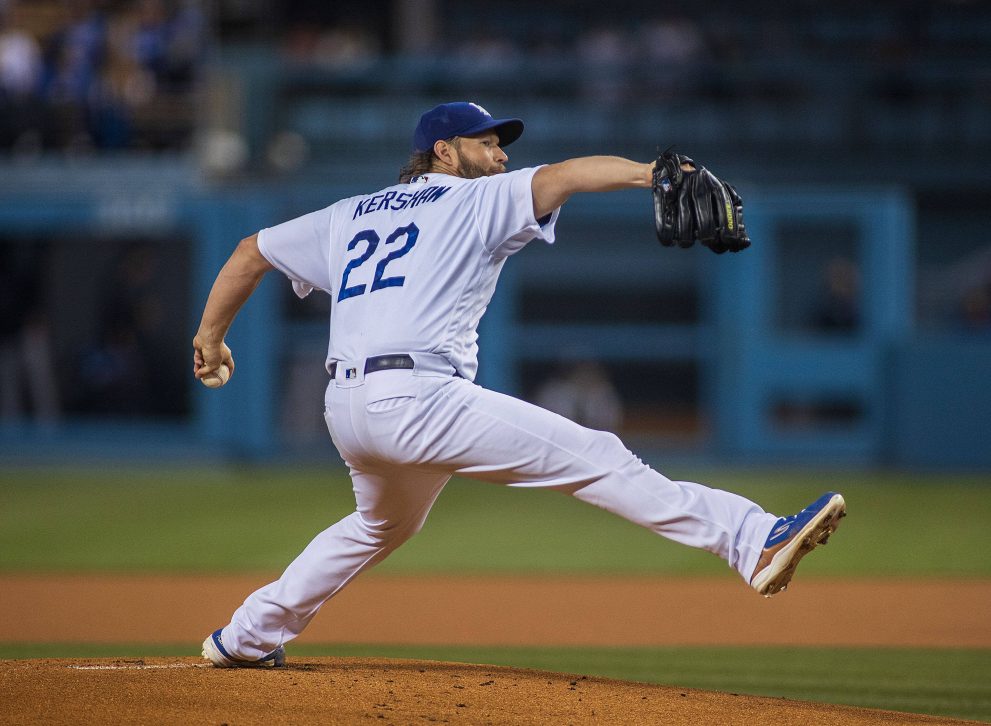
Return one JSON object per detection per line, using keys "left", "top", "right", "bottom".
{"left": 0, "top": 657, "right": 975, "bottom": 725}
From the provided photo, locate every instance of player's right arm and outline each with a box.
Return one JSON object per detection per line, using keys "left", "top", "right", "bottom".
{"left": 531, "top": 156, "right": 655, "bottom": 220}
{"left": 192, "top": 233, "right": 274, "bottom": 382}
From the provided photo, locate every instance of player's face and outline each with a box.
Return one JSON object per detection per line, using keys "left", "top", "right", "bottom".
{"left": 453, "top": 132, "right": 508, "bottom": 178}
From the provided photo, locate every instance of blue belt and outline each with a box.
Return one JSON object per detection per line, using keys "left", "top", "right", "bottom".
{"left": 328, "top": 354, "right": 414, "bottom": 380}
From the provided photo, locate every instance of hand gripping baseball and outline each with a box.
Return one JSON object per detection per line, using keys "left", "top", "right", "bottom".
{"left": 653, "top": 151, "right": 750, "bottom": 253}
{"left": 193, "top": 335, "right": 235, "bottom": 389}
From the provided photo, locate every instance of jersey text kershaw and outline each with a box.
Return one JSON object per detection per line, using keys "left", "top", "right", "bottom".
{"left": 353, "top": 185, "right": 451, "bottom": 219}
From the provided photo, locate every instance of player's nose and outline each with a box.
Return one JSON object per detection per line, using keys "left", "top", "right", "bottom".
{"left": 495, "top": 146, "right": 508, "bottom": 163}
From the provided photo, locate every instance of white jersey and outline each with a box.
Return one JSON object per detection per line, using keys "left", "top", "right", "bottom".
{"left": 258, "top": 167, "right": 559, "bottom": 380}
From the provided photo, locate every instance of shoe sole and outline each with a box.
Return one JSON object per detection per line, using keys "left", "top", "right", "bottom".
{"left": 752, "top": 494, "right": 846, "bottom": 597}
{"left": 201, "top": 635, "right": 236, "bottom": 667}
{"left": 201, "top": 635, "right": 286, "bottom": 668}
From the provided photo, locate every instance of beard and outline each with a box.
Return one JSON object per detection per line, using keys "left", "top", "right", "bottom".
{"left": 457, "top": 156, "right": 505, "bottom": 179}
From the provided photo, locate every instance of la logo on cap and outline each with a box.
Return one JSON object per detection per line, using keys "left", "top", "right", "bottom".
{"left": 468, "top": 102, "right": 490, "bottom": 117}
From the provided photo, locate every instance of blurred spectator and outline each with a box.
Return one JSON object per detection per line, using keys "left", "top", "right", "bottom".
{"left": 96, "top": 14, "right": 148, "bottom": 149}
{"left": 103, "top": 0, "right": 205, "bottom": 148}
{"left": 575, "top": 25, "right": 634, "bottom": 103}
{"left": 639, "top": 16, "right": 705, "bottom": 65}
{"left": 918, "top": 243, "right": 991, "bottom": 332}
{"left": 40, "top": 0, "right": 107, "bottom": 149}
{"left": 113, "top": 0, "right": 205, "bottom": 92}
{"left": 284, "top": 22, "right": 379, "bottom": 68}
{"left": 810, "top": 256, "right": 861, "bottom": 332}
{"left": 0, "top": 1, "right": 44, "bottom": 150}
{"left": 283, "top": 21, "right": 321, "bottom": 62}
{"left": 534, "top": 360, "right": 623, "bottom": 432}
{"left": 0, "top": 4, "right": 42, "bottom": 95}
{"left": 0, "top": 242, "right": 61, "bottom": 425}
{"left": 454, "top": 33, "right": 517, "bottom": 72}
{"left": 311, "top": 25, "right": 379, "bottom": 68}
{"left": 636, "top": 16, "right": 707, "bottom": 101}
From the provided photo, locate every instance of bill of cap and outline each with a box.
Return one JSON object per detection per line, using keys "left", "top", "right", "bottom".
{"left": 458, "top": 117, "right": 524, "bottom": 148}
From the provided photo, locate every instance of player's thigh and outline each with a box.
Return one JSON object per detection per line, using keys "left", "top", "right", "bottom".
{"left": 349, "top": 463, "right": 451, "bottom": 532}
{"left": 431, "top": 380, "right": 632, "bottom": 488}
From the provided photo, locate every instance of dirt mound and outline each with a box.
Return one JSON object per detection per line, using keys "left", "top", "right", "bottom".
{"left": 0, "top": 657, "right": 977, "bottom": 725}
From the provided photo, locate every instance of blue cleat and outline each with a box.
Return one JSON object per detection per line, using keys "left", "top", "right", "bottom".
{"left": 201, "top": 628, "right": 286, "bottom": 668}
{"left": 750, "top": 492, "right": 846, "bottom": 597}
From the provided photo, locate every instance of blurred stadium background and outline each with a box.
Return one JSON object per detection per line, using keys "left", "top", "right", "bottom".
{"left": 1, "top": 0, "right": 989, "bottom": 468}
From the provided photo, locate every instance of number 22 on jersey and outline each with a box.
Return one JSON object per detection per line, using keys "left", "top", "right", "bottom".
{"left": 338, "top": 223, "right": 420, "bottom": 302}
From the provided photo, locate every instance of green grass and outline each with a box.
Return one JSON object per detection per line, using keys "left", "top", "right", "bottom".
{"left": 3, "top": 643, "right": 988, "bottom": 723}
{"left": 2, "top": 465, "right": 991, "bottom": 575}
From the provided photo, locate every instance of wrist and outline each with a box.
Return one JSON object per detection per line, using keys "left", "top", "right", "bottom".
{"left": 195, "top": 326, "right": 225, "bottom": 347}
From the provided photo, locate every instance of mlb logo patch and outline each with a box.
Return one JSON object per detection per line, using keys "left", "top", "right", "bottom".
{"left": 345, "top": 367, "right": 357, "bottom": 379}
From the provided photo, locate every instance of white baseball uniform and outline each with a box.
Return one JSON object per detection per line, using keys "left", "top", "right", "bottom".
{"left": 220, "top": 167, "right": 779, "bottom": 660}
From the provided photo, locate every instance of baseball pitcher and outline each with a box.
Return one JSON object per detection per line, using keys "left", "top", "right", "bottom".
{"left": 194, "top": 102, "right": 845, "bottom": 667}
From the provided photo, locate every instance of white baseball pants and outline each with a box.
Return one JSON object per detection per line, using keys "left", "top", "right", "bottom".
{"left": 222, "top": 363, "right": 778, "bottom": 660}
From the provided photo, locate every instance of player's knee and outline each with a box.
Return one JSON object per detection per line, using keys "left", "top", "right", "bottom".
{"left": 584, "top": 429, "right": 648, "bottom": 482}
{"left": 597, "top": 430, "right": 623, "bottom": 450}
{"left": 591, "top": 430, "right": 633, "bottom": 465}
{"left": 357, "top": 514, "right": 424, "bottom": 548}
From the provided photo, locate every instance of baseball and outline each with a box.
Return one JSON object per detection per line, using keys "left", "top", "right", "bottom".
{"left": 201, "top": 363, "right": 230, "bottom": 389}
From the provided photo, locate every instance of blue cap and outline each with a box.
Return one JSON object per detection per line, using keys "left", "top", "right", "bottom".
{"left": 413, "top": 102, "right": 524, "bottom": 153}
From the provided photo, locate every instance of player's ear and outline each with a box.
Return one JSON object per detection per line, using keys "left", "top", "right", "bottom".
{"left": 433, "top": 138, "right": 457, "bottom": 166}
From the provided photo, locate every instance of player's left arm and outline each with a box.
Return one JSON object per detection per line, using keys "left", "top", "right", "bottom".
{"left": 192, "top": 233, "right": 274, "bottom": 382}
{"left": 531, "top": 156, "right": 655, "bottom": 219}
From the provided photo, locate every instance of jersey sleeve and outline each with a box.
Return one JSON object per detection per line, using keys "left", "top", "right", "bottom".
{"left": 256, "top": 205, "right": 334, "bottom": 298}
{"left": 474, "top": 166, "right": 561, "bottom": 258}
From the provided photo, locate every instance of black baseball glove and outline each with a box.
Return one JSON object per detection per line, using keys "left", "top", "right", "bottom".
{"left": 653, "top": 151, "right": 750, "bottom": 254}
